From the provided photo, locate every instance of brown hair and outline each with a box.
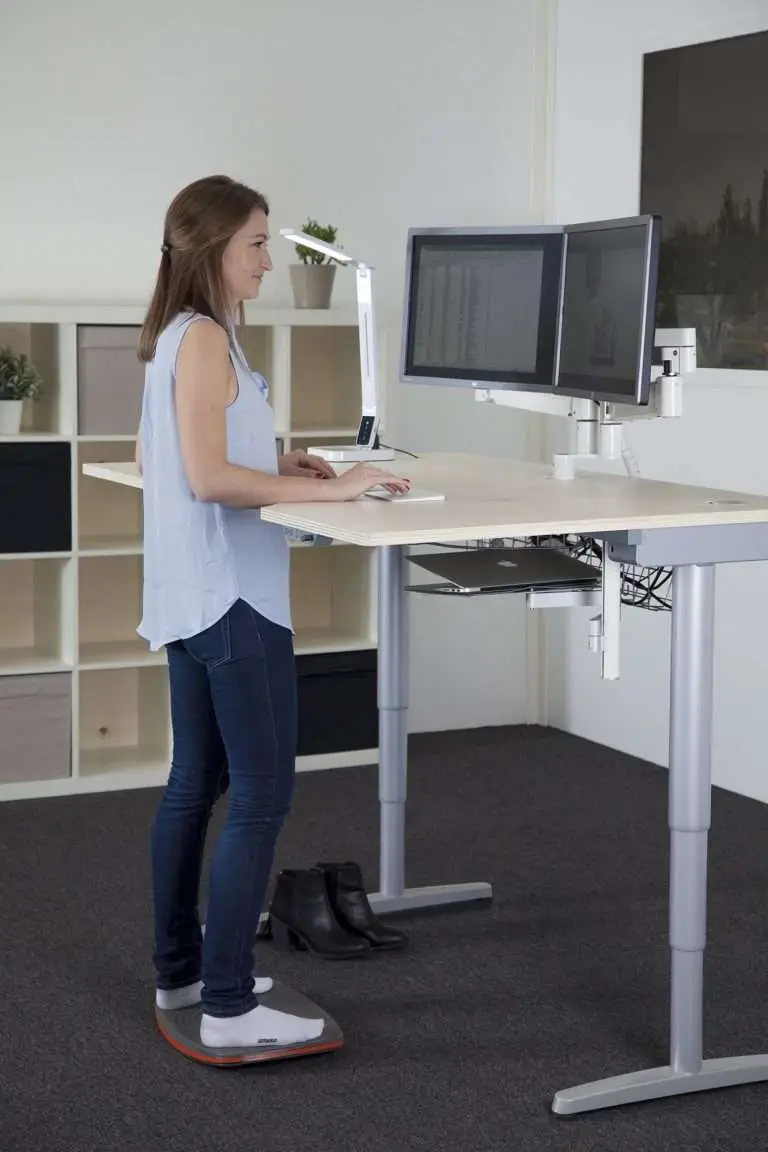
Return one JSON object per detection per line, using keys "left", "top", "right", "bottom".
{"left": 138, "top": 175, "right": 269, "bottom": 362}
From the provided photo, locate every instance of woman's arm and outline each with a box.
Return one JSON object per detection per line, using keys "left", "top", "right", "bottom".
{"left": 174, "top": 320, "right": 334, "bottom": 507}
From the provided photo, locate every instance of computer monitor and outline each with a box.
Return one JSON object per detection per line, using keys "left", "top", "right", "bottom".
{"left": 399, "top": 226, "right": 564, "bottom": 393}
{"left": 555, "top": 215, "right": 661, "bottom": 406}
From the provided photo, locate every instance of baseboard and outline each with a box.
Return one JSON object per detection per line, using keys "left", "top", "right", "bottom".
{"left": 296, "top": 748, "right": 378, "bottom": 773}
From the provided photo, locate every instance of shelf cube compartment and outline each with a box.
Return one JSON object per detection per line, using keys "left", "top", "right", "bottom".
{"left": 0, "top": 671, "right": 72, "bottom": 784}
{"left": 296, "top": 650, "right": 378, "bottom": 757}
{"left": 77, "top": 325, "right": 144, "bottom": 435}
{"left": 0, "top": 322, "right": 70, "bottom": 435}
{"left": 78, "top": 554, "right": 157, "bottom": 667}
{"left": 0, "top": 441, "right": 71, "bottom": 554}
{"left": 234, "top": 325, "right": 272, "bottom": 378}
{"left": 290, "top": 327, "right": 361, "bottom": 433}
{"left": 0, "top": 557, "right": 73, "bottom": 673}
{"left": 290, "top": 545, "right": 375, "bottom": 654}
{"left": 78, "top": 440, "right": 142, "bottom": 552}
{"left": 78, "top": 664, "right": 169, "bottom": 777}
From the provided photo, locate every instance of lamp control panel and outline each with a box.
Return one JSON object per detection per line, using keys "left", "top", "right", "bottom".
{"left": 356, "top": 415, "right": 376, "bottom": 446}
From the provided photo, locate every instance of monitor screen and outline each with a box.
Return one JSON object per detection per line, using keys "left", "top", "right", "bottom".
{"left": 555, "top": 216, "right": 661, "bottom": 405}
{"left": 400, "top": 228, "right": 564, "bottom": 391}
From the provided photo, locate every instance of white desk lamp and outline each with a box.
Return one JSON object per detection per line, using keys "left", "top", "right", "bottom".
{"left": 280, "top": 228, "right": 395, "bottom": 463}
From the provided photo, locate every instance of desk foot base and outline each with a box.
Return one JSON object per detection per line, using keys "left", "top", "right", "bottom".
{"left": 552, "top": 1054, "right": 768, "bottom": 1115}
{"left": 368, "top": 881, "right": 492, "bottom": 916}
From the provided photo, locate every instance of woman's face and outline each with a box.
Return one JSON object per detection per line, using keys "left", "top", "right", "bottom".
{"left": 222, "top": 208, "right": 273, "bottom": 305}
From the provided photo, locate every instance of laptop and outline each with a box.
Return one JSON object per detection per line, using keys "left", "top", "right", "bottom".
{"left": 407, "top": 546, "right": 599, "bottom": 594}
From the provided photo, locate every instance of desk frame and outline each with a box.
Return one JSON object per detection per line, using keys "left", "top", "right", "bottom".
{"left": 370, "top": 523, "right": 768, "bottom": 1116}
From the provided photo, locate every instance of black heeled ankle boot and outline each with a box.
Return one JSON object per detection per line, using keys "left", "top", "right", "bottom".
{"left": 268, "top": 868, "right": 371, "bottom": 959}
{"left": 316, "top": 862, "right": 408, "bottom": 951}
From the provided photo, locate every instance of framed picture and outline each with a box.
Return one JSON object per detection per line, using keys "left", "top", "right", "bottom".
{"left": 640, "top": 31, "right": 768, "bottom": 369}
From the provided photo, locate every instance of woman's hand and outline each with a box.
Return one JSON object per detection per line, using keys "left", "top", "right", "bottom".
{"left": 326, "top": 463, "right": 410, "bottom": 500}
{"left": 278, "top": 450, "right": 337, "bottom": 480}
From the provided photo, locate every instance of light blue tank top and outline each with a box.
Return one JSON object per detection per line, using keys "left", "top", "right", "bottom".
{"left": 137, "top": 311, "right": 291, "bottom": 651}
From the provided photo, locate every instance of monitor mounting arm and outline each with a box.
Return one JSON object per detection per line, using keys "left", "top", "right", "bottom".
{"left": 473, "top": 327, "right": 696, "bottom": 479}
{"left": 473, "top": 327, "right": 697, "bottom": 682}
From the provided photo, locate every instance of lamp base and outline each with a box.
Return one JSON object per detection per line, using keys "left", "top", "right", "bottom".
{"left": 308, "top": 445, "right": 396, "bottom": 463}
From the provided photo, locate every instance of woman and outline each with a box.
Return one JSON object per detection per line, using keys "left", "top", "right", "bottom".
{"left": 136, "top": 174, "right": 408, "bottom": 1050}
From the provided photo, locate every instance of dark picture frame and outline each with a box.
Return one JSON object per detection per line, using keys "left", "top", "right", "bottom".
{"left": 640, "top": 31, "right": 768, "bottom": 369}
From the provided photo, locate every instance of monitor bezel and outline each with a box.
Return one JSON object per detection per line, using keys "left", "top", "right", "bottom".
{"left": 399, "top": 225, "right": 566, "bottom": 394}
{"left": 553, "top": 214, "right": 661, "bottom": 407}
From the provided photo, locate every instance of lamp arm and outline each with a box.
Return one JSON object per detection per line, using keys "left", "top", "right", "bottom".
{"left": 280, "top": 228, "right": 391, "bottom": 460}
{"left": 355, "top": 265, "right": 379, "bottom": 447}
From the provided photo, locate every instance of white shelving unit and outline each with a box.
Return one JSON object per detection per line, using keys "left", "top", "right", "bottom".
{"left": 0, "top": 303, "right": 380, "bottom": 802}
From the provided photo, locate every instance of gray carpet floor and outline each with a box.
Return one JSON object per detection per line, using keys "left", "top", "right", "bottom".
{"left": 2, "top": 724, "right": 768, "bottom": 1152}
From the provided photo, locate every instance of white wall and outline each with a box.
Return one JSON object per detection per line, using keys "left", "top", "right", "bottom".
{"left": 0, "top": 0, "right": 549, "bottom": 734}
{"left": 545, "top": 0, "right": 768, "bottom": 800}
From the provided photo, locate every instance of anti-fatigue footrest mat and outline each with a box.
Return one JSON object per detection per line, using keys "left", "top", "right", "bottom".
{"left": 155, "top": 981, "right": 344, "bottom": 1065}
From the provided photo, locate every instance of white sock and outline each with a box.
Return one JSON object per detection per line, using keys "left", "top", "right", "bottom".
{"left": 156, "top": 976, "right": 273, "bottom": 1011}
{"left": 200, "top": 1004, "right": 324, "bottom": 1050}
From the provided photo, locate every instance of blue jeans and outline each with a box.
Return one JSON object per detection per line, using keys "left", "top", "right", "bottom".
{"left": 151, "top": 599, "right": 296, "bottom": 1017}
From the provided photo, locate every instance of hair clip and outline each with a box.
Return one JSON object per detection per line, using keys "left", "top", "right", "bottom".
{"left": 161, "top": 243, "right": 170, "bottom": 254}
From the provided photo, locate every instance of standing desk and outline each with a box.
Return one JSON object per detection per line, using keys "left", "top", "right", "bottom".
{"left": 87, "top": 450, "right": 768, "bottom": 1115}
{"left": 261, "top": 450, "right": 768, "bottom": 1116}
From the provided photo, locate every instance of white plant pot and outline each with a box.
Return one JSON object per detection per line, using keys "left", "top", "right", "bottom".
{"left": 0, "top": 400, "right": 23, "bottom": 434}
{"left": 290, "top": 264, "right": 337, "bottom": 309}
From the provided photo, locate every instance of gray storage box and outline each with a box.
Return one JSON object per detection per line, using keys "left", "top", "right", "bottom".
{"left": 77, "top": 326, "right": 144, "bottom": 435}
{"left": 0, "top": 673, "right": 71, "bottom": 783}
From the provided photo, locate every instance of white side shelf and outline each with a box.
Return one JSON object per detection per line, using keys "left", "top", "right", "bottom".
{"left": 0, "top": 303, "right": 378, "bottom": 801}
{"left": 81, "top": 460, "right": 141, "bottom": 490}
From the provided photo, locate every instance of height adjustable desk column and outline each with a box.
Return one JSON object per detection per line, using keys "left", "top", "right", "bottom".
{"left": 374, "top": 539, "right": 493, "bottom": 910}
{"left": 550, "top": 519, "right": 768, "bottom": 1116}
{"left": 262, "top": 449, "right": 768, "bottom": 1117}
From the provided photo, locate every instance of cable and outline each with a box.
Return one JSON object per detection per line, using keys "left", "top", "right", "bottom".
{"left": 378, "top": 442, "right": 420, "bottom": 459}
{"left": 622, "top": 444, "right": 640, "bottom": 477}
{"left": 481, "top": 533, "right": 673, "bottom": 612}
{"left": 560, "top": 533, "right": 672, "bottom": 612}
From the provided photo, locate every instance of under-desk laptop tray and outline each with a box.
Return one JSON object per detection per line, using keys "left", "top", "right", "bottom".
{"left": 405, "top": 546, "right": 600, "bottom": 596}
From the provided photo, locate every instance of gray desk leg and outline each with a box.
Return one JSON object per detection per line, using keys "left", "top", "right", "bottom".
{"left": 368, "top": 544, "right": 493, "bottom": 916}
{"left": 553, "top": 563, "right": 768, "bottom": 1115}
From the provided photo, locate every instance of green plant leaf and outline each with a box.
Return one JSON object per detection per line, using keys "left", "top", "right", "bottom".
{"left": 293, "top": 218, "right": 341, "bottom": 265}
{"left": 0, "top": 345, "right": 43, "bottom": 401}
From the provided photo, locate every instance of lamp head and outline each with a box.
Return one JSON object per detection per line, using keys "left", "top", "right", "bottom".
{"left": 280, "top": 228, "right": 370, "bottom": 269}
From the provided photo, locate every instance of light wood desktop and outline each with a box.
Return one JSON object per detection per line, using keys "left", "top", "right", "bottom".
{"left": 257, "top": 451, "right": 768, "bottom": 541}
{"left": 84, "top": 451, "right": 768, "bottom": 539}
{"left": 85, "top": 450, "right": 768, "bottom": 1117}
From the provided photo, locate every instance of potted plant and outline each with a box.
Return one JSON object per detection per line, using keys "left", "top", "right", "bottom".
{"left": 0, "top": 346, "right": 43, "bottom": 434}
{"left": 289, "top": 218, "right": 341, "bottom": 309}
